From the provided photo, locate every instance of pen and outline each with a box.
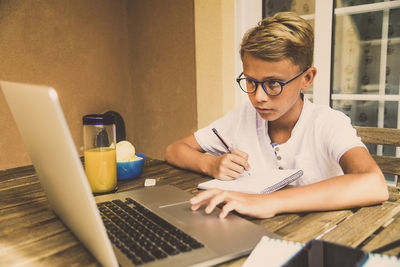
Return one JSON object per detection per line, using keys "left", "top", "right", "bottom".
{"left": 212, "top": 128, "right": 250, "bottom": 176}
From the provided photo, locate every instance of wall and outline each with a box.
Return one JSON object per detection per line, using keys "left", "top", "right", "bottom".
{"left": 0, "top": 0, "right": 196, "bottom": 170}
{"left": 127, "top": 0, "right": 197, "bottom": 157}
{"left": 195, "top": 0, "right": 236, "bottom": 129}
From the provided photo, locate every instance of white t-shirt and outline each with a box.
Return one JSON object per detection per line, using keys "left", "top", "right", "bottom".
{"left": 194, "top": 96, "right": 365, "bottom": 186}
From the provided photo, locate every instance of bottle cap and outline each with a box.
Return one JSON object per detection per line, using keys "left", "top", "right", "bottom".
{"left": 82, "top": 114, "right": 115, "bottom": 125}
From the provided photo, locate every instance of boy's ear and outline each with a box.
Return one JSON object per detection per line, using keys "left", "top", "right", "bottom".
{"left": 302, "top": 67, "right": 317, "bottom": 89}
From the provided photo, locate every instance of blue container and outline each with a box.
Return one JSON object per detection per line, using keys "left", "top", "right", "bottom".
{"left": 117, "top": 153, "right": 145, "bottom": 180}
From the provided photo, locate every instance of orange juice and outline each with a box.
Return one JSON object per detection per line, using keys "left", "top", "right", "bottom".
{"left": 84, "top": 147, "right": 117, "bottom": 193}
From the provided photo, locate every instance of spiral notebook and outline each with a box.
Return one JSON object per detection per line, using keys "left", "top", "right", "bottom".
{"left": 243, "top": 236, "right": 400, "bottom": 267}
{"left": 197, "top": 169, "right": 303, "bottom": 194}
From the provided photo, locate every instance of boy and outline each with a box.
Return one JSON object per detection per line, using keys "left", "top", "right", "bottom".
{"left": 165, "top": 12, "right": 388, "bottom": 219}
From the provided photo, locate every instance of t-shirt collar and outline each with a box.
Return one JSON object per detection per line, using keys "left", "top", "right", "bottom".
{"left": 262, "top": 93, "right": 312, "bottom": 141}
{"left": 291, "top": 93, "right": 311, "bottom": 135}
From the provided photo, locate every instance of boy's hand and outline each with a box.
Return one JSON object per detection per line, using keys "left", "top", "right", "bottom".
{"left": 209, "top": 149, "right": 250, "bottom": 180}
{"left": 190, "top": 189, "right": 277, "bottom": 219}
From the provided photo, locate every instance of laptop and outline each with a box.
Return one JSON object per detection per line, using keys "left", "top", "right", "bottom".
{"left": 1, "top": 80, "right": 279, "bottom": 267}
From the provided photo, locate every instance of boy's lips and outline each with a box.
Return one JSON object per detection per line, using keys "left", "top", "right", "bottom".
{"left": 256, "top": 107, "right": 273, "bottom": 113}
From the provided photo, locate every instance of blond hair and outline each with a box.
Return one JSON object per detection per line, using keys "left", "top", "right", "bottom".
{"left": 240, "top": 12, "right": 314, "bottom": 70}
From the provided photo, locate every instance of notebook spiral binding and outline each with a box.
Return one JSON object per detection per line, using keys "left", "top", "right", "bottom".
{"left": 261, "top": 170, "right": 304, "bottom": 194}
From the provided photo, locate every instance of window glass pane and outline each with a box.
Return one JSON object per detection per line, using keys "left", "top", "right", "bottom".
{"left": 332, "top": 100, "right": 397, "bottom": 130}
{"left": 389, "top": 7, "right": 400, "bottom": 38}
{"left": 332, "top": 100, "right": 379, "bottom": 126}
{"left": 332, "top": 100, "right": 398, "bottom": 156}
{"left": 263, "top": 0, "right": 315, "bottom": 17}
{"left": 336, "top": 0, "right": 386, "bottom": 8}
{"left": 333, "top": 11, "right": 383, "bottom": 95}
{"left": 384, "top": 101, "right": 398, "bottom": 128}
{"left": 387, "top": 8, "right": 400, "bottom": 95}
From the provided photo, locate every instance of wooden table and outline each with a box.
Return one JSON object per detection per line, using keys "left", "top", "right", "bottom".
{"left": 1, "top": 158, "right": 400, "bottom": 266}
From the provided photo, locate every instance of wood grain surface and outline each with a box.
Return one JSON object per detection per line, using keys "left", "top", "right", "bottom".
{"left": 354, "top": 126, "right": 400, "bottom": 146}
{"left": 354, "top": 126, "right": 400, "bottom": 182}
{"left": 1, "top": 159, "right": 399, "bottom": 266}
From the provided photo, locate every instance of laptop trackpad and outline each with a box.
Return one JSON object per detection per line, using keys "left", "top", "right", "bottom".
{"left": 158, "top": 201, "right": 260, "bottom": 254}
{"left": 159, "top": 201, "right": 221, "bottom": 224}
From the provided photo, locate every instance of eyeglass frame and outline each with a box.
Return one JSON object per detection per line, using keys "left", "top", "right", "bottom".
{"left": 236, "top": 66, "right": 310, "bottom": 96}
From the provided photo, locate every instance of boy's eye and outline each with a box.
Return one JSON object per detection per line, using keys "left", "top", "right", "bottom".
{"left": 265, "top": 80, "right": 281, "bottom": 89}
{"left": 246, "top": 79, "right": 257, "bottom": 87}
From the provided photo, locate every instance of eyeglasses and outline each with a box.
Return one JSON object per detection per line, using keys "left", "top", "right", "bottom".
{"left": 236, "top": 67, "right": 310, "bottom": 96}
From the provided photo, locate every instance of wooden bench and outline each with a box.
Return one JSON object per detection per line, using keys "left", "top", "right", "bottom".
{"left": 354, "top": 126, "right": 400, "bottom": 187}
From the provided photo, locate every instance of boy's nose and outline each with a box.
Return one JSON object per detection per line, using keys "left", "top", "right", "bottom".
{"left": 254, "top": 83, "right": 270, "bottom": 102}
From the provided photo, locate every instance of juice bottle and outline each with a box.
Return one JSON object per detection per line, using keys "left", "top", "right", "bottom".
{"left": 83, "top": 114, "right": 117, "bottom": 194}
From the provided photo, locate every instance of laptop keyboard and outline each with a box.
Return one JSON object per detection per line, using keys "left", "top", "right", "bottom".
{"left": 97, "top": 198, "right": 204, "bottom": 265}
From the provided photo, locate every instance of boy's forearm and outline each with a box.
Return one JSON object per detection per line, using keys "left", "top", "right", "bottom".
{"left": 165, "top": 142, "right": 213, "bottom": 176}
{"left": 269, "top": 172, "right": 388, "bottom": 215}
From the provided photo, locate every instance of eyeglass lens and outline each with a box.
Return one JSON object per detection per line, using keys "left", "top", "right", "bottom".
{"left": 238, "top": 79, "right": 282, "bottom": 95}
